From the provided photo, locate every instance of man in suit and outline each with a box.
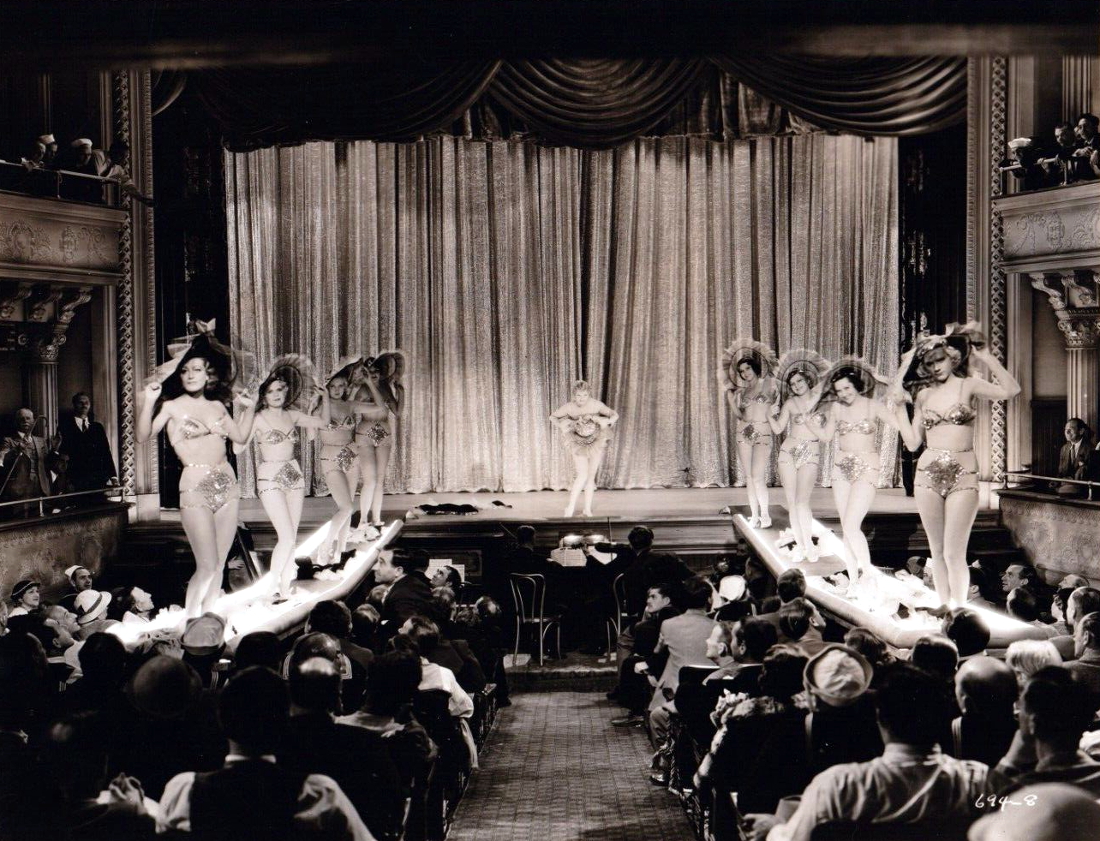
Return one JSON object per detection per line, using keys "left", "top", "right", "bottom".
{"left": 374, "top": 549, "right": 434, "bottom": 630}
{"left": 1055, "top": 418, "right": 1095, "bottom": 496}
{"left": 58, "top": 392, "right": 117, "bottom": 500}
{"left": 0, "top": 407, "right": 55, "bottom": 518}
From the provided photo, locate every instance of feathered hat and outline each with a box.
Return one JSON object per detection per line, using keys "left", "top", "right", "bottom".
{"left": 776, "top": 348, "right": 831, "bottom": 396}
{"left": 720, "top": 338, "right": 779, "bottom": 390}
{"left": 259, "top": 353, "right": 318, "bottom": 411}
{"left": 895, "top": 321, "right": 985, "bottom": 397}
{"left": 816, "top": 355, "right": 889, "bottom": 406}
{"left": 147, "top": 319, "right": 257, "bottom": 393}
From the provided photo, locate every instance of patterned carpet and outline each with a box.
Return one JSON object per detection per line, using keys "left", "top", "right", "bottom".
{"left": 448, "top": 692, "right": 696, "bottom": 841}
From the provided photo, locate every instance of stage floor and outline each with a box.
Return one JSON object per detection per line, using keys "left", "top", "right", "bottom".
{"left": 230, "top": 486, "right": 920, "bottom": 530}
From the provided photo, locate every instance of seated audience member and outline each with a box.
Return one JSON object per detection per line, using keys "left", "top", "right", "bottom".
{"left": 180, "top": 612, "right": 227, "bottom": 687}
{"left": 597, "top": 526, "right": 692, "bottom": 621}
{"left": 647, "top": 576, "right": 716, "bottom": 716}
{"left": 9, "top": 579, "right": 41, "bottom": 617}
{"left": 1002, "top": 563, "right": 1041, "bottom": 597}
{"left": 338, "top": 650, "right": 437, "bottom": 783}
{"left": 1005, "top": 639, "right": 1062, "bottom": 687}
{"left": 1059, "top": 574, "right": 1090, "bottom": 591}
{"left": 430, "top": 565, "right": 463, "bottom": 593}
{"left": 110, "top": 585, "right": 156, "bottom": 624}
{"left": 706, "top": 554, "right": 735, "bottom": 589}
{"left": 953, "top": 657, "right": 1018, "bottom": 766}
{"left": 60, "top": 564, "right": 94, "bottom": 611}
{"left": 307, "top": 600, "right": 374, "bottom": 674}
{"left": 1007, "top": 586, "right": 1051, "bottom": 630}
{"left": 158, "top": 666, "right": 373, "bottom": 839}
{"left": 903, "top": 555, "right": 935, "bottom": 589}
{"left": 966, "top": 566, "right": 998, "bottom": 610}
{"left": 41, "top": 603, "right": 80, "bottom": 654}
{"left": 994, "top": 667, "right": 1100, "bottom": 796}
{"left": 711, "top": 574, "right": 753, "bottom": 622}
{"left": 41, "top": 712, "right": 156, "bottom": 840}
{"left": 969, "top": 782, "right": 1100, "bottom": 841}
{"left": 1055, "top": 418, "right": 1095, "bottom": 496}
{"left": 366, "top": 584, "right": 390, "bottom": 611}
{"left": 694, "top": 646, "right": 811, "bottom": 809}
{"left": 744, "top": 554, "right": 772, "bottom": 602}
{"left": 0, "top": 639, "right": 42, "bottom": 839}
{"left": 909, "top": 634, "right": 960, "bottom": 683}
{"left": 396, "top": 631, "right": 474, "bottom": 720}
{"left": 430, "top": 586, "right": 458, "bottom": 635}
{"left": 286, "top": 632, "right": 363, "bottom": 713}
{"left": 0, "top": 630, "right": 55, "bottom": 740}
{"left": 1049, "top": 587, "right": 1075, "bottom": 637}
{"left": 802, "top": 645, "right": 881, "bottom": 771}
{"left": 777, "top": 598, "right": 825, "bottom": 656}
{"left": 942, "top": 608, "right": 991, "bottom": 660}
{"left": 374, "top": 549, "right": 434, "bottom": 628}
{"left": 611, "top": 582, "right": 682, "bottom": 726}
{"left": 749, "top": 662, "right": 989, "bottom": 841}
{"left": 842, "top": 628, "right": 894, "bottom": 684}
{"left": 1067, "top": 611, "right": 1100, "bottom": 702}
{"left": 401, "top": 615, "right": 486, "bottom": 694}
{"left": 60, "top": 632, "right": 128, "bottom": 716}
{"left": 232, "top": 631, "right": 282, "bottom": 673}
{"left": 73, "top": 588, "right": 115, "bottom": 639}
{"left": 351, "top": 604, "right": 384, "bottom": 653}
{"left": 283, "top": 657, "right": 404, "bottom": 841}
{"left": 116, "top": 656, "right": 223, "bottom": 800}
{"left": 1050, "top": 586, "right": 1100, "bottom": 659}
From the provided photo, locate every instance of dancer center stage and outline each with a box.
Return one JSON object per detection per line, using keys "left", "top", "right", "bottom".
{"left": 734, "top": 512, "right": 1050, "bottom": 650}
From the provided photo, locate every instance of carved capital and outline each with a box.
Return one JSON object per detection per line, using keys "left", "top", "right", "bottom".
{"left": 1057, "top": 313, "right": 1100, "bottom": 349}
{"left": 0, "top": 280, "right": 33, "bottom": 320}
{"left": 1030, "top": 272, "right": 1067, "bottom": 311}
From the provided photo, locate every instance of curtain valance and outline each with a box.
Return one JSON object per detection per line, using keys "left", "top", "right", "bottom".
{"left": 193, "top": 55, "right": 966, "bottom": 150}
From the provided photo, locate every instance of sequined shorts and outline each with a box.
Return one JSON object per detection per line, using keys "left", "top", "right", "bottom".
{"left": 357, "top": 422, "right": 391, "bottom": 448}
{"left": 180, "top": 462, "right": 240, "bottom": 513}
{"left": 256, "top": 458, "right": 305, "bottom": 496}
{"left": 916, "top": 448, "right": 979, "bottom": 498}
{"left": 778, "top": 437, "right": 821, "bottom": 471}
{"left": 834, "top": 451, "right": 878, "bottom": 485}
{"left": 736, "top": 421, "right": 774, "bottom": 448}
{"left": 319, "top": 443, "right": 358, "bottom": 475}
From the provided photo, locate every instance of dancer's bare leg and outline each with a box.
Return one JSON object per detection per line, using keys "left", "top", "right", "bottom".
{"left": 260, "top": 489, "right": 301, "bottom": 597}
{"left": 369, "top": 444, "right": 392, "bottom": 525}
{"left": 915, "top": 487, "right": 949, "bottom": 604}
{"left": 736, "top": 441, "right": 759, "bottom": 523}
{"left": 751, "top": 444, "right": 772, "bottom": 526}
{"left": 830, "top": 478, "right": 860, "bottom": 585}
{"left": 778, "top": 459, "right": 805, "bottom": 553}
{"left": 582, "top": 447, "right": 605, "bottom": 517}
{"left": 566, "top": 453, "right": 590, "bottom": 517}
{"left": 180, "top": 509, "right": 220, "bottom": 620}
{"left": 359, "top": 447, "right": 378, "bottom": 527}
{"left": 840, "top": 482, "right": 878, "bottom": 594}
{"left": 796, "top": 463, "right": 819, "bottom": 558}
{"left": 943, "top": 491, "right": 979, "bottom": 607}
{"left": 324, "top": 466, "right": 358, "bottom": 561}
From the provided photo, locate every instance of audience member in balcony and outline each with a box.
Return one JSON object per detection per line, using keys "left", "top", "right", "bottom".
{"left": 1041, "top": 122, "right": 1089, "bottom": 184}
{"left": 157, "top": 665, "right": 374, "bottom": 840}
{"left": 1, "top": 407, "right": 56, "bottom": 517}
{"left": 1072, "top": 113, "right": 1100, "bottom": 177}
{"left": 748, "top": 662, "right": 988, "bottom": 841}
{"left": 942, "top": 607, "right": 991, "bottom": 660}
{"left": 8, "top": 579, "right": 42, "bottom": 618}
{"left": 953, "top": 656, "right": 1018, "bottom": 766}
{"left": 993, "top": 666, "right": 1100, "bottom": 796}
{"left": 1055, "top": 418, "right": 1095, "bottom": 496}
{"left": 19, "top": 139, "right": 45, "bottom": 170}
{"left": 62, "top": 138, "right": 109, "bottom": 203}
{"left": 1066, "top": 611, "right": 1100, "bottom": 703}
{"left": 58, "top": 392, "right": 117, "bottom": 499}
{"left": 37, "top": 133, "right": 58, "bottom": 167}
{"left": 100, "top": 140, "right": 153, "bottom": 206}
{"left": 999, "top": 138, "right": 1047, "bottom": 191}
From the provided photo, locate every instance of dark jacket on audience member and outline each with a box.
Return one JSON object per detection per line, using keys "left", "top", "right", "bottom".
{"left": 57, "top": 414, "right": 117, "bottom": 491}
{"left": 428, "top": 638, "right": 487, "bottom": 695}
{"left": 621, "top": 552, "right": 693, "bottom": 620}
{"left": 382, "top": 573, "right": 435, "bottom": 627}
{"left": 282, "top": 711, "right": 406, "bottom": 840}
{"left": 1067, "top": 651, "right": 1100, "bottom": 704}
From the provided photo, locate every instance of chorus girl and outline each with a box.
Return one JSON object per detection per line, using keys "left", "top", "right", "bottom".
{"left": 768, "top": 350, "right": 830, "bottom": 561}
{"left": 235, "top": 356, "right": 329, "bottom": 600}
{"left": 352, "top": 353, "right": 405, "bottom": 532}
{"left": 136, "top": 326, "right": 255, "bottom": 619}
{"left": 550, "top": 380, "right": 618, "bottom": 518}
{"left": 722, "top": 340, "right": 779, "bottom": 528}
{"left": 313, "top": 357, "right": 364, "bottom": 570}
{"left": 810, "top": 358, "right": 894, "bottom": 595}
{"left": 892, "top": 324, "right": 1020, "bottom": 608}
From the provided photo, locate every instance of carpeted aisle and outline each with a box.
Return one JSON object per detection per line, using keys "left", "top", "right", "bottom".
{"left": 448, "top": 692, "right": 696, "bottom": 841}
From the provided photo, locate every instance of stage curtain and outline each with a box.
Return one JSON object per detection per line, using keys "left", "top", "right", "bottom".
{"left": 710, "top": 57, "right": 967, "bottom": 136}
{"left": 226, "top": 134, "right": 897, "bottom": 494}
{"left": 197, "top": 57, "right": 962, "bottom": 150}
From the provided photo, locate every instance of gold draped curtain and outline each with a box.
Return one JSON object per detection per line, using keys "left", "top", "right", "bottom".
{"left": 227, "top": 134, "right": 898, "bottom": 495}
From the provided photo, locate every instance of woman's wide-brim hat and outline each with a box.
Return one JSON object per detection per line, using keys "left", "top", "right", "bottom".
{"left": 325, "top": 354, "right": 362, "bottom": 386}
{"left": 720, "top": 338, "right": 779, "bottom": 388}
{"left": 896, "top": 321, "right": 985, "bottom": 395}
{"left": 147, "top": 319, "right": 257, "bottom": 391}
{"left": 820, "top": 355, "right": 889, "bottom": 398}
{"left": 777, "top": 348, "right": 831, "bottom": 392}
{"left": 262, "top": 353, "right": 317, "bottom": 411}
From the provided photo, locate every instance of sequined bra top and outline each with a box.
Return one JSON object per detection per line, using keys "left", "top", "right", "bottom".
{"left": 921, "top": 380, "right": 976, "bottom": 430}
{"left": 325, "top": 414, "right": 357, "bottom": 431}
{"left": 169, "top": 414, "right": 228, "bottom": 446}
{"left": 737, "top": 388, "right": 778, "bottom": 409}
{"left": 835, "top": 410, "right": 876, "bottom": 437}
{"left": 259, "top": 425, "right": 299, "bottom": 445}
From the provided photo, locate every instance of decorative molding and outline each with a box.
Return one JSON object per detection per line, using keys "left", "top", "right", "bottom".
{"left": 138, "top": 70, "right": 158, "bottom": 493}
{"left": 989, "top": 56, "right": 1009, "bottom": 483}
{"left": 24, "top": 284, "right": 62, "bottom": 322}
{"left": 1057, "top": 313, "right": 1100, "bottom": 349}
{"left": 115, "top": 70, "right": 136, "bottom": 500}
{"left": 965, "top": 58, "right": 980, "bottom": 319}
{"left": 1062, "top": 270, "right": 1096, "bottom": 307}
{"left": 1029, "top": 272, "right": 1067, "bottom": 310}
{"left": 0, "top": 281, "right": 33, "bottom": 319}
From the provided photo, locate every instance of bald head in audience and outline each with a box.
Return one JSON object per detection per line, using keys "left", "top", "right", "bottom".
{"left": 955, "top": 656, "right": 1017, "bottom": 716}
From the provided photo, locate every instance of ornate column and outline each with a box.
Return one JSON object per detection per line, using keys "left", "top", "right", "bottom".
{"left": 1030, "top": 271, "right": 1100, "bottom": 432}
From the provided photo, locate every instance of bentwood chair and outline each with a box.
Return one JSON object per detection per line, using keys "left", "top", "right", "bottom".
{"left": 605, "top": 572, "right": 631, "bottom": 654}
{"left": 508, "top": 573, "right": 561, "bottom": 666}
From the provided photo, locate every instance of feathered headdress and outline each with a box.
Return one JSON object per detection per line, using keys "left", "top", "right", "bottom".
{"left": 776, "top": 349, "right": 831, "bottom": 398}
{"left": 259, "top": 354, "right": 317, "bottom": 411}
{"left": 815, "top": 355, "right": 889, "bottom": 407}
{"left": 720, "top": 338, "right": 779, "bottom": 390}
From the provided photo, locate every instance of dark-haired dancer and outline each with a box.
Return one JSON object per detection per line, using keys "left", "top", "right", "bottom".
{"left": 136, "top": 322, "right": 255, "bottom": 619}
{"left": 236, "top": 356, "right": 329, "bottom": 600}
{"left": 811, "top": 358, "right": 894, "bottom": 596}
{"left": 722, "top": 340, "right": 779, "bottom": 528}
{"left": 892, "top": 324, "right": 1019, "bottom": 607}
